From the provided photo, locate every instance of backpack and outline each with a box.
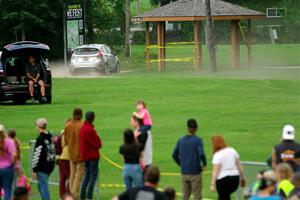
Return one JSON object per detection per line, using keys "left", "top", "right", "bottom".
{"left": 54, "top": 134, "right": 63, "bottom": 156}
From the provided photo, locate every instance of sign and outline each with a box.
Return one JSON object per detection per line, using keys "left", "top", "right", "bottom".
{"left": 67, "top": 4, "right": 83, "bottom": 20}
{"left": 64, "top": 3, "right": 85, "bottom": 51}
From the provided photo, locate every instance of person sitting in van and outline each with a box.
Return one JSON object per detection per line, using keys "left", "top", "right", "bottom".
{"left": 25, "top": 56, "right": 47, "bottom": 103}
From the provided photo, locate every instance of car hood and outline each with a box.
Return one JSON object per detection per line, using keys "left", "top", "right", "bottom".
{"left": 2, "top": 41, "right": 50, "bottom": 57}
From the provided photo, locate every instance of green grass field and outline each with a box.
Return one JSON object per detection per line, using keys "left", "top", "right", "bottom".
{"left": 0, "top": 44, "right": 300, "bottom": 199}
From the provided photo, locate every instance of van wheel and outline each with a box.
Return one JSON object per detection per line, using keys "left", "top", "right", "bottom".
{"left": 13, "top": 97, "right": 27, "bottom": 105}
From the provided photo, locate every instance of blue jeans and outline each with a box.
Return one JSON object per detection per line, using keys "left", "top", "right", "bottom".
{"left": 123, "top": 164, "right": 143, "bottom": 191}
{"left": 139, "top": 125, "right": 152, "bottom": 132}
{"left": 0, "top": 166, "right": 14, "bottom": 200}
{"left": 37, "top": 172, "right": 51, "bottom": 200}
{"left": 80, "top": 160, "right": 99, "bottom": 199}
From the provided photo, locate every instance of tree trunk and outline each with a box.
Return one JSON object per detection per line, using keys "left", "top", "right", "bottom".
{"left": 205, "top": 0, "right": 217, "bottom": 72}
{"left": 137, "top": 0, "right": 141, "bottom": 15}
{"left": 21, "top": 29, "right": 26, "bottom": 41}
{"left": 84, "top": 0, "right": 94, "bottom": 43}
{"left": 125, "top": 0, "right": 131, "bottom": 58}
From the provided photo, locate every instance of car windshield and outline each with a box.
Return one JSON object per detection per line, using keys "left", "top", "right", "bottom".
{"left": 75, "top": 48, "right": 98, "bottom": 55}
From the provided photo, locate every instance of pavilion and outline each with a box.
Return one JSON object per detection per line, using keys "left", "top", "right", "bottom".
{"left": 132, "top": 0, "right": 265, "bottom": 71}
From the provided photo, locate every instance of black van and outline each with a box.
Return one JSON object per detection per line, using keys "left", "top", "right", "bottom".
{"left": 0, "top": 41, "right": 52, "bottom": 104}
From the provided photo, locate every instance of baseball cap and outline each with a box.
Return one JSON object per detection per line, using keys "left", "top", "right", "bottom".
{"left": 35, "top": 118, "right": 48, "bottom": 129}
{"left": 187, "top": 119, "right": 198, "bottom": 129}
{"left": 0, "top": 124, "right": 5, "bottom": 132}
{"left": 282, "top": 125, "right": 295, "bottom": 140}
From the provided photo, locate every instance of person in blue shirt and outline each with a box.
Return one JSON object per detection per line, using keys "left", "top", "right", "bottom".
{"left": 250, "top": 170, "right": 281, "bottom": 200}
{"left": 172, "top": 119, "right": 207, "bottom": 200}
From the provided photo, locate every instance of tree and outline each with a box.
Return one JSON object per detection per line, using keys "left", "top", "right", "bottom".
{"left": 125, "top": 0, "right": 130, "bottom": 57}
{"left": 205, "top": 0, "right": 217, "bottom": 72}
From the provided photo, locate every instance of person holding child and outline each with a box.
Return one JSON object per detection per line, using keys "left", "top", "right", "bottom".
{"left": 119, "top": 129, "right": 143, "bottom": 190}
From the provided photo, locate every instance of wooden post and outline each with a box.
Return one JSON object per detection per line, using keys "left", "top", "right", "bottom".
{"left": 231, "top": 20, "right": 240, "bottom": 69}
{"left": 145, "top": 22, "right": 151, "bottom": 70}
{"left": 247, "top": 19, "right": 252, "bottom": 67}
{"left": 162, "top": 21, "right": 166, "bottom": 70}
{"left": 193, "top": 20, "right": 202, "bottom": 69}
{"left": 157, "top": 22, "right": 163, "bottom": 71}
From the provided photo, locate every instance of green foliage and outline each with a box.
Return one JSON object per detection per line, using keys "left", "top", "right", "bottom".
{"left": 0, "top": 0, "right": 63, "bottom": 58}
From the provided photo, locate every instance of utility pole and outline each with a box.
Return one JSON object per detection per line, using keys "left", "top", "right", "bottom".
{"left": 205, "top": 0, "right": 217, "bottom": 72}
{"left": 125, "top": 0, "right": 131, "bottom": 58}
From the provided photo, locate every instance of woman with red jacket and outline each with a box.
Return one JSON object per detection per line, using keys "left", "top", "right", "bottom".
{"left": 79, "top": 111, "right": 102, "bottom": 200}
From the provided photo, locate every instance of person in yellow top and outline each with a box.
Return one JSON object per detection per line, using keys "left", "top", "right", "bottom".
{"left": 275, "top": 163, "right": 295, "bottom": 198}
{"left": 57, "top": 119, "right": 72, "bottom": 199}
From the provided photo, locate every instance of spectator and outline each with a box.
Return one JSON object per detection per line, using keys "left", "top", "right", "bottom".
{"left": 275, "top": 163, "right": 295, "bottom": 198}
{"left": 130, "top": 115, "right": 153, "bottom": 170}
{"left": 250, "top": 170, "right": 281, "bottom": 200}
{"left": 64, "top": 108, "right": 84, "bottom": 199}
{"left": 62, "top": 194, "right": 76, "bottom": 200}
{"left": 0, "top": 124, "right": 17, "bottom": 200}
{"left": 133, "top": 100, "right": 152, "bottom": 132}
{"left": 12, "top": 187, "right": 29, "bottom": 200}
{"left": 80, "top": 111, "right": 102, "bottom": 200}
{"left": 210, "top": 135, "right": 246, "bottom": 200}
{"left": 32, "top": 118, "right": 55, "bottom": 200}
{"left": 164, "top": 187, "right": 176, "bottom": 200}
{"left": 172, "top": 119, "right": 207, "bottom": 200}
{"left": 112, "top": 166, "right": 167, "bottom": 200}
{"left": 57, "top": 119, "right": 71, "bottom": 198}
{"left": 289, "top": 172, "right": 300, "bottom": 199}
{"left": 244, "top": 170, "right": 266, "bottom": 198}
{"left": 16, "top": 168, "right": 31, "bottom": 194}
{"left": 119, "top": 129, "right": 143, "bottom": 190}
{"left": 272, "top": 125, "right": 300, "bottom": 171}
{"left": 25, "top": 55, "right": 47, "bottom": 103}
{"left": 7, "top": 129, "right": 22, "bottom": 187}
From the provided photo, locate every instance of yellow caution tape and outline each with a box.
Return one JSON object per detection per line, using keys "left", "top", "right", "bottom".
{"left": 150, "top": 57, "right": 194, "bottom": 62}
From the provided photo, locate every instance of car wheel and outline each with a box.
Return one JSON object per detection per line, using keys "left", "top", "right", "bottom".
{"left": 114, "top": 62, "right": 120, "bottom": 73}
{"left": 13, "top": 97, "right": 27, "bottom": 105}
{"left": 104, "top": 63, "right": 110, "bottom": 75}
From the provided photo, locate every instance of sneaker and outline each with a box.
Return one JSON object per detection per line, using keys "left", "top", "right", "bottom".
{"left": 31, "top": 97, "right": 35, "bottom": 104}
{"left": 41, "top": 96, "right": 47, "bottom": 102}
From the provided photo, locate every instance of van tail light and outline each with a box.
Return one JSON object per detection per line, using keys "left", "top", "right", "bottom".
{"left": 97, "top": 51, "right": 104, "bottom": 58}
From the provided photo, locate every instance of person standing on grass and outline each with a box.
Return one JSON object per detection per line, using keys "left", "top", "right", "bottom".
{"left": 130, "top": 114, "right": 153, "bottom": 170}
{"left": 57, "top": 119, "right": 71, "bottom": 198}
{"left": 80, "top": 111, "right": 102, "bottom": 200}
{"left": 32, "top": 118, "right": 55, "bottom": 200}
{"left": 7, "top": 129, "right": 22, "bottom": 188}
{"left": 112, "top": 166, "right": 167, "bottom": 200}
{"left": 272, "top": 125, "right": 300, "bottom": 172}
{"left": 119, "top": 129, "right": 143, "bottom": 190}
{"left": 210, "top": 135, "right": 246, "bottom": 200}
{"left": 172, "top": 119, "right": 207, "bottom": 200}
{"left": 0, "top": 124, "right": 17, "bottom": 200}
{"left": 64, "top": 108, "right": 84, "bottom": 199}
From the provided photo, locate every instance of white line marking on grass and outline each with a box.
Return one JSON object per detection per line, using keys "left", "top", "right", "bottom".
{"left": 260, "top": 66, "right": 300, "bottom": 69}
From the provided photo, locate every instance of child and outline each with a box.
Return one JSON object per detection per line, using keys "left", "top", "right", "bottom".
{"left": 244, "top": 170, "right": 266, "bottom": 198}
{"left": 164, "top": 187, "right": 176, "bottom": 200}
{"left": 16, "top": 169, "right": 31, "bottom": 193}
{"left": 275, "top": 163, "right": 295, "bottom": 198}
{"left": 7, "top": 129, "right": 22, "bottom": 188}
{"left": 133, "top": 100, "right": 152, "bottom": 132}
